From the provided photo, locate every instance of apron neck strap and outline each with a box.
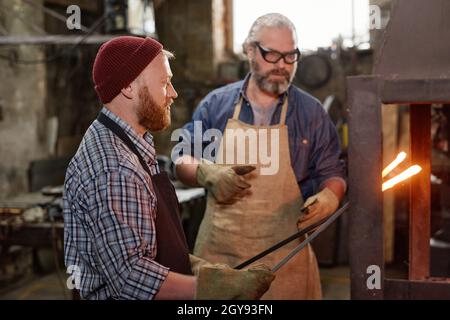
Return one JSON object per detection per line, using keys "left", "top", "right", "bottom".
{"left": 97, "top": 112, "right": 152, "bottom": 177}
{"left": 232, "top": 96, "right": 244, "bottom": 120}
{"left": 233, "top": 94, "right": 289, "bottom": 125}
{"left": 279, "top": 95, "right": 288, "bottom": 125}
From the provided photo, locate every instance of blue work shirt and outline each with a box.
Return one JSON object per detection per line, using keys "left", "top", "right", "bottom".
{"left": 180, "top": 74, "right": 346, "bottom": 200}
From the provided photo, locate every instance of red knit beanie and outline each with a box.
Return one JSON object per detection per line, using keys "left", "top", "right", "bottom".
{"left": 92, "top": 36, "right": 163, "bottom": 104}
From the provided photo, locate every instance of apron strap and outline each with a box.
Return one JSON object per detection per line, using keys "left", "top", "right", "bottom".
{"left": 97, "top": 112, "right": 152, "bottom": 176}
{"left": 232, "top": 96, "right": 243, "bottom": 120}
{"left": 279, "top": 95, "right": 288, "bottom": 125}
{"left": 232, "top": 94, "right": 289, "bottom": 125}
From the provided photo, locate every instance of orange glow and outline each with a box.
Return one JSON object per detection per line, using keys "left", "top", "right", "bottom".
{"left": 382, "top": 165, "right": 422, "bottom": 191}
{"left": 382, "top": 152, "right": 407, "bottom": 178}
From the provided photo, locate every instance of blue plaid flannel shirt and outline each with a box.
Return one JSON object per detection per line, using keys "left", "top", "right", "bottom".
{"left": 63, "top": 107, "right": 169, "bottom": 300}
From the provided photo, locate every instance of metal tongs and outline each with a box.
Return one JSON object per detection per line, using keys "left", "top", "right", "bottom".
{"left": 234, "top": 201, "right": 350, "bottom": 272}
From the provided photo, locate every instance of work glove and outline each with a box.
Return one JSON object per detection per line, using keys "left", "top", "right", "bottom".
{"left": 196, "top": 264, "right": 275, "bottom": 300}
{"left": 190, "top": 254, "right": 210, "bottom": 276}
{"left": 196, "top": 159, "right": 255, "bottom": 204}
{"left": 297, "top": 187, "right": 339, "bottom": 230}
{"left": 189, "top": 254, "right": 229, "bottom": 276}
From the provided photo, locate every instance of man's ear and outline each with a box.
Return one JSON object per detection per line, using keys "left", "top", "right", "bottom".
{"left": 247, "top": 45, "right": 255, "bottom": 61}
{"left": 120, "top": 84, "right": 134, "bottom": 100}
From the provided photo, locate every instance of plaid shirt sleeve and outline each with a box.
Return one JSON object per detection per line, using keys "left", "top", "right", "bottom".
{"left": 85, "top": 169, "right": 169, "bottom": 300}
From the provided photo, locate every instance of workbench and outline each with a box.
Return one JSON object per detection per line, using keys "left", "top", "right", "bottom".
{"left": 0, "top": 186, "right": 206, "bottom": 272}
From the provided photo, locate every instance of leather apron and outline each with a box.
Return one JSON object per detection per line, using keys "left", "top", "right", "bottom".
{"left": 91, "top": 113, "right": 191, "bottom": 299}
{"left": 194, "top": 97, "right": 322, "bottom": 299}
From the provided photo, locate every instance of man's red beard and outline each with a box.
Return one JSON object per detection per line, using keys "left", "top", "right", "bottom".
{"left": 137, "top": 86, "right": 172, "bottom": 132}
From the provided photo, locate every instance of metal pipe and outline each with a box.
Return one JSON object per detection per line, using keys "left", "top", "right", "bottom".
{"left": 234, "top": 201, "right": 350, "bottom": 271}
{"left": 272, "top": 202, "right": 350, "bottom": 272}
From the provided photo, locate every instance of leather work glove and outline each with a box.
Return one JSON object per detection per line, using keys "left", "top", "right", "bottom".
{"left": 297, "top": 187, "right": 339, "bottom": 230}
{"left": 189, "top": 254, "right": 229, "bottom": 276}
{"left": 195, "top": 264, "right": 275, "bottom": 300}
{"left": 196, "top": 159, "right": 256, "bottom": 204}
{"left": 190, "top": 254, "right": 210, "bottom": 276}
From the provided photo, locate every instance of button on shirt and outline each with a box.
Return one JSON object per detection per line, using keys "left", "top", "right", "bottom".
{"left": 63, "top": 107, "right": 168, "bottom": 300}
{"left": 179, "top": 74, "right": 346, "bottom": 200}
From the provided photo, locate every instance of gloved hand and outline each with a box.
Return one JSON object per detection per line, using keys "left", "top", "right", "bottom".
{"left": 196, "top": 159, "right": 255, "bottom": 204}
{"left": 195, "top": 264, "right": 275, "bottom": 300}
{"left": 297, "top": 187, "right": 339, "bottom": 230}
{"left": 189, "top": 254, "right": 229, "bottom": 276}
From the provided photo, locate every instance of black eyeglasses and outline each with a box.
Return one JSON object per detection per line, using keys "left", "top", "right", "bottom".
{"left": 254, "top": 42, "right": 301, "bottom": 64}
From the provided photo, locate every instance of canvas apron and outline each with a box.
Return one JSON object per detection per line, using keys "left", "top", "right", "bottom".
{"left": 194, "top": 97, "right": 322, "bottom": 299}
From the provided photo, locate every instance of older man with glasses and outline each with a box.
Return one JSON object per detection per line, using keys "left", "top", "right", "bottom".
{"left": 175, "top": 13, "right": 346, "bottom": 299}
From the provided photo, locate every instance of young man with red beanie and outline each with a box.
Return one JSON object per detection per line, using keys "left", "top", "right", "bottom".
{"left": 63, "top": 36, "right": 275, "bottom": 300}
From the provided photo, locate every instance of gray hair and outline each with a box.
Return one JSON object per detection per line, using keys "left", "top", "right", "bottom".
{"left": 243, "top": 13, "right": 297, "bottom": 53}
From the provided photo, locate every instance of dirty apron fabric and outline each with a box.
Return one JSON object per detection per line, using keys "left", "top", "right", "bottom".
{"left": 97, "top": 113, "right": 192, "bottom": 292}
{"left": 194, "top": 97, "right": 322, "bottom": 299}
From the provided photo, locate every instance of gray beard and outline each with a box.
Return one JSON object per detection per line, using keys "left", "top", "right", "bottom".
{"left": 250, "top": 59, "right": 293, "bottom": 95}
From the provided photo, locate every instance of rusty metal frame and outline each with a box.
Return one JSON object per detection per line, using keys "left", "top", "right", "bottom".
{"left": 347, "top": 75, "right": 450, "bottom": 299}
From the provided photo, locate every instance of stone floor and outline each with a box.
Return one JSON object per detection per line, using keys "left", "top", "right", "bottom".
{"left": 320, "top": 266, "right": 351, "bottom": 299}
{"left": 0, "top": 272, "right": 72, "bottom": 300}
{"left": 0, "top": 266, "right": 351, "bottom": 300}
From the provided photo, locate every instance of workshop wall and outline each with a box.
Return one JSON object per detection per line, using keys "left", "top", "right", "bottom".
{"left": 43, "top": 2, "right": 103, "bottom": 158}
{"left": 153, "top": 0, "right": 234, "bottom": 157}
{"left": 0, "top": 0, "right": 49, "bottom": 199}
{"left": 0, "top": 0, "right": 234, "bottom": 198}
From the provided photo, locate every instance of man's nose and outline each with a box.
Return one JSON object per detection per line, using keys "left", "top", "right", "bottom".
{"left": 169, "top": 83, "right": 178, "bottom": 99}
{"left": 275, "top": 57, "right": 287, "bottom": 69}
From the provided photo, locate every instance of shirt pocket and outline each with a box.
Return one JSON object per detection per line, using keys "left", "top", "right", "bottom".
{"left": 289, "top": 136, "right": 310, "bottom": 177}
